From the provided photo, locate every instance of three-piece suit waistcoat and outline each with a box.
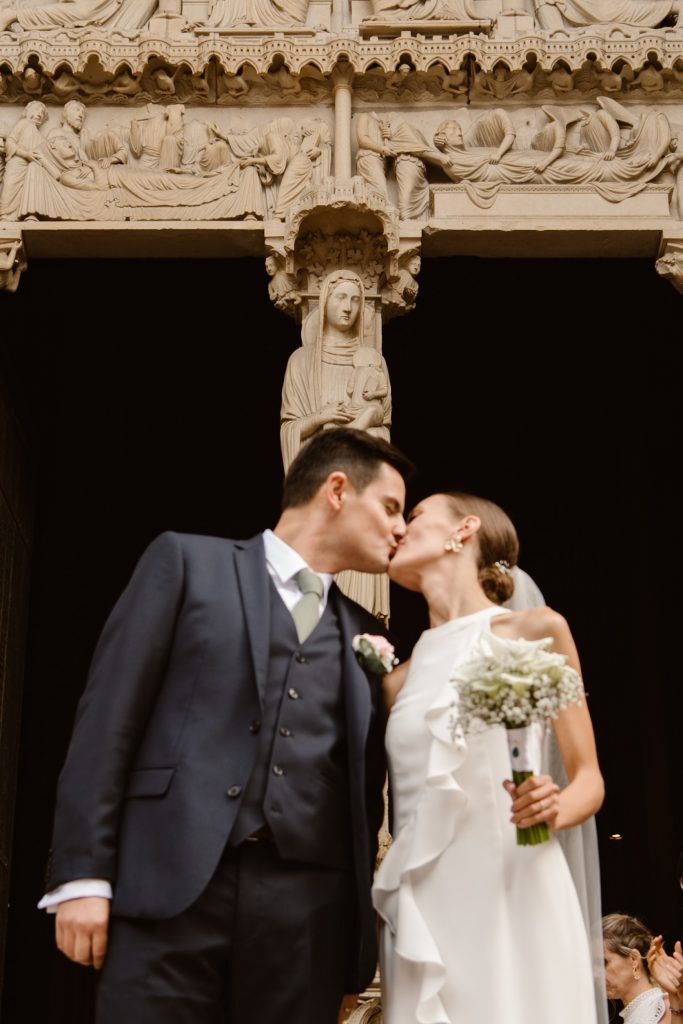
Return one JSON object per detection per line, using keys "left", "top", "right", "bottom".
{"left": 230, "top": 579, "right": 352, "bottom": 870}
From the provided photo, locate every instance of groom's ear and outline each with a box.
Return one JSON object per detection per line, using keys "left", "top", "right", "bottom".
{"left": 324, "top": 471, "right": 349, "bottom": 513}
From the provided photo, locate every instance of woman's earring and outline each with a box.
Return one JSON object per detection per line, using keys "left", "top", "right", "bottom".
{"left": 632, "top": 965, "right": 641, "bottom": 981}
{"left": 444, "top": 534, "right": 463, "bottom": 553}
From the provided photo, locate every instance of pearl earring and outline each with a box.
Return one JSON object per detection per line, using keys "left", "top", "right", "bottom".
{"left": 444, "top": 534, "right": 463, "bottom": 553}
{"left": 632, "top": 965, "right": 641, "bottom": 981}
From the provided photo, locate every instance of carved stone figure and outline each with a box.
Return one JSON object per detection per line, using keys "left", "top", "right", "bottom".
{"left": 424, "top": 63, "right": 468, "bottom": 96}
{"left": 21, "top": 68, "right": 47, "bottom": 96}
{"left": 109, "top": 69, "right": 143, "bottom": 98}
{"left": 130, "top": 104, "right": 185, "bottom": 170}
{"left": 0, "top": 0, "right": 158, "bottom": 34}
{"left": 579, "top": 65, "right": 621, "bottom": 93}
{"left": 281, "top": 269, "right": 390, "bottom": 466}
{"left": 0, "top": 101, "right": 112, "bottom": 220}
{"left": 205, "top": 0, "right": 308, "bottom": 29}
{"left": 356, "top": 111, "right": 392, "bottom": 201}
{"left": 47, "top": 65, "right": 144, "bottom": 104}
{"left": 265, "top": 253, "right": 302, "bottom": 312}
{"left": 425, "top": 99, "right": 674, "bottom": 205}
{"left": 390, "top": 120, "right": 431, "bottom": 219}
{"left": 111, "top": 116, "right": 292, "bottom": 221}
{"left": 216, "top": 69, "right": 252, "bottom": 101}
{"left": 628, "top": 64, "right": 665, "bottom": 93}
{"left": 342, "top": 346, "right": 389, "bottom": 430}
{"left": 0, "top": 101, "right": 52, "bottom": 219}
{"left": 533, "top": 0, "right": 679, "bottom": 30}
{"left": 546, "top": 63, "right": 575, "bottom": 94}
{"left": 472, "top": 64, "right": 536, "bottom": 100}
{"left": 227, "top": 117, "right": 293, "bottom": 216}
{"left": 45, "top": 100, "right": 111, "bottom": 189}
{"left": 280, "top": 268, "right": 392, "bottom": 617}
{"left": 381, "top": 252, "right": 420, "bottom": 313}
{"left": 364, "top": 0, "right": 478, "bottom": 22}
{"left": 386, "top": 64, "right": 429, "bottom": 99}
{"left": 461, "top": 107, "right": 516, "bottom": 163}
{"left": 274, "top": 118, "right": 331, "bottom": 218}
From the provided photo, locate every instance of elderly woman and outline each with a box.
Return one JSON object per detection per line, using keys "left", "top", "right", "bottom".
{"left": 603, "top": 913, "right": 682, "bottom": 1023}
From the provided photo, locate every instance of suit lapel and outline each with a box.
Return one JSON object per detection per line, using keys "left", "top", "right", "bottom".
{"left": 331, "top": 585, "right": 373, "bottom": 761}
{"left": 234, "top": 535, "right": 271, "bottom": 709}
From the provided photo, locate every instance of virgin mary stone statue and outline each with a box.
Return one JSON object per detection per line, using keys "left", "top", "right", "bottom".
{"left": 280, "top": 268, "right": 392, "bottom": 619}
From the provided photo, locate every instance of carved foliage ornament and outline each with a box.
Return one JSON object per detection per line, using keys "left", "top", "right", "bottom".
{"left": 294, "top": 229, "right": 387, "bottom": 292}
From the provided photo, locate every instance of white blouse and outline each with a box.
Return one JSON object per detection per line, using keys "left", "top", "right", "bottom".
{"left": 620, "top": 988, "right": 668, "bottom": 1024}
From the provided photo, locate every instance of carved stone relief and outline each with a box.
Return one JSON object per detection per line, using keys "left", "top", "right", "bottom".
{"left": 1, "top": 18, "right": 683, "bottom": 300}
{"left": 533, "top": 0, "right": 679, "bottom": 32}
{"left": 0, "top": 101, "right": 337, "bottom": 221}
{"left": 359, "top": 0, "right": 492, "bottom": 35}
{"left": 0, "top": 0, "right": 159, "bottom": 36}
{"left": 425, "top": 99, "right": 677, "bottom": 205}
{"left": 349, "top": 100, "right": 681, "bottom": 216}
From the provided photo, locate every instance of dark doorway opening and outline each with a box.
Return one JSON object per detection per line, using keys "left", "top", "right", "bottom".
{"left": 1, "top": 255, "right": 681, "bottom": 1023}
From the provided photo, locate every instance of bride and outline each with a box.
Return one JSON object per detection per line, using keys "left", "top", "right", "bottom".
{"left": 373, "top": 491, "right": 605, "bottom": 1024}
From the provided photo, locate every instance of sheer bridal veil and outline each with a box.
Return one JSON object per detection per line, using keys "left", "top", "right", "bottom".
{"left": 506, "top": 567, "right": 608, "bottom": 1024}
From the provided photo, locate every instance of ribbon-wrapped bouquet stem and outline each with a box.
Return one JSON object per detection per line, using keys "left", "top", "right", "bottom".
{"left": 449, "top": 633, "right": 585, "bottom": 846}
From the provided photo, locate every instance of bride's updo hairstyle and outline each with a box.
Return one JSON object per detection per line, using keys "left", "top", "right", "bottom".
{"left": 441, "top": 492, "right": 519, "bottom": 605}
{"left": 602, "top": 913, "right": 653, "bottom": 978}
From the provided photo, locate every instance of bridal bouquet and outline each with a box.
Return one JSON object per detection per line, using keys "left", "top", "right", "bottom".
{"left": 449, "top": 633, "right": 585, "bottom": 846}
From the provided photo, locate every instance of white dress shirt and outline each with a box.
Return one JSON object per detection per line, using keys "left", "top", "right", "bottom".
{"left": 38, "top": 530, "right": 334, "bottom": 911}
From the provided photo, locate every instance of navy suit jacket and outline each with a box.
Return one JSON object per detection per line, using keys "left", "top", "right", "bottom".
{"left": 47, "top": 531, "right": 388, "bottom": 991}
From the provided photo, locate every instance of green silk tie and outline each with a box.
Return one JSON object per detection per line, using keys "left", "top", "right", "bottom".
{"left": 291, "top": 568, "right": 324, "bottom": 643}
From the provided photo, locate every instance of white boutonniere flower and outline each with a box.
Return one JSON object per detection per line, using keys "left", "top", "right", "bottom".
{"left": 352, "top": 633, "right": 398, "bottom": 675}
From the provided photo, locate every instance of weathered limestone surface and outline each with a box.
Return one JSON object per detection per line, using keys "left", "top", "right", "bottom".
{"left": 1, "top": 0, "right": 682, "bottom": 554}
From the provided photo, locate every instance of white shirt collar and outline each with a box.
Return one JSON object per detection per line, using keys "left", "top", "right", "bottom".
{"left": 262, "top": 529, "right": 334, "bottom": 601}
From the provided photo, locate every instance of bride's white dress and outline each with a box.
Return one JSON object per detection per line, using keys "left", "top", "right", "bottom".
{"left": 372, "top": 606, "right": 599, "bottom": 1024}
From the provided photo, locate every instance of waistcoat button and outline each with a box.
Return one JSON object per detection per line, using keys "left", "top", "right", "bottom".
{"left": 288, "top": 687, "right": 300, "bottom": 700}
{"left": 249, "top": 719, "right": 261, "bottom": 734}
{"left": 295, "top": 653, "right": 307, "bottom": 664}
{"left": 279, "top": 726, "right": 292, "bottom": 737}
{"left": 226, "top": 785, "right": 242, "bottom": 798}
{"left": 272, "top": 765, "right": 285, "bottom": 776}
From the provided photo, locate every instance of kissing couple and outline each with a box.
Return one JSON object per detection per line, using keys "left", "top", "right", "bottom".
{"left": 42, "top": 426, "right": 603, "bottom": 1024}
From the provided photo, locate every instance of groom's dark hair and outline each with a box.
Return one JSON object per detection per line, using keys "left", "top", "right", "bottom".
{"left": 282, "top": 428, "right": 414, "bottom": 509}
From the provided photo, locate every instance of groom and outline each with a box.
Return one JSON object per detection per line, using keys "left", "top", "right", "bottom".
{"left": 40, "top": 427, "right": 411, "bottom": 1024}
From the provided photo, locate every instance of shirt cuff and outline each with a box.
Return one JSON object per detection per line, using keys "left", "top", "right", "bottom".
{"left": 37, "top": 879, "right": 113, "bottom": 913}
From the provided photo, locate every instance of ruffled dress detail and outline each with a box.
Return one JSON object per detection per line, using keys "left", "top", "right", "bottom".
{"left": 372, "top": 607, "right": 599, "bottom": 1024}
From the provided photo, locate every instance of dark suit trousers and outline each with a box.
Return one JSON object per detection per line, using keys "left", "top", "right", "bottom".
{"left": 96, "top": 841, "right": 355, "bottom": 1024}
